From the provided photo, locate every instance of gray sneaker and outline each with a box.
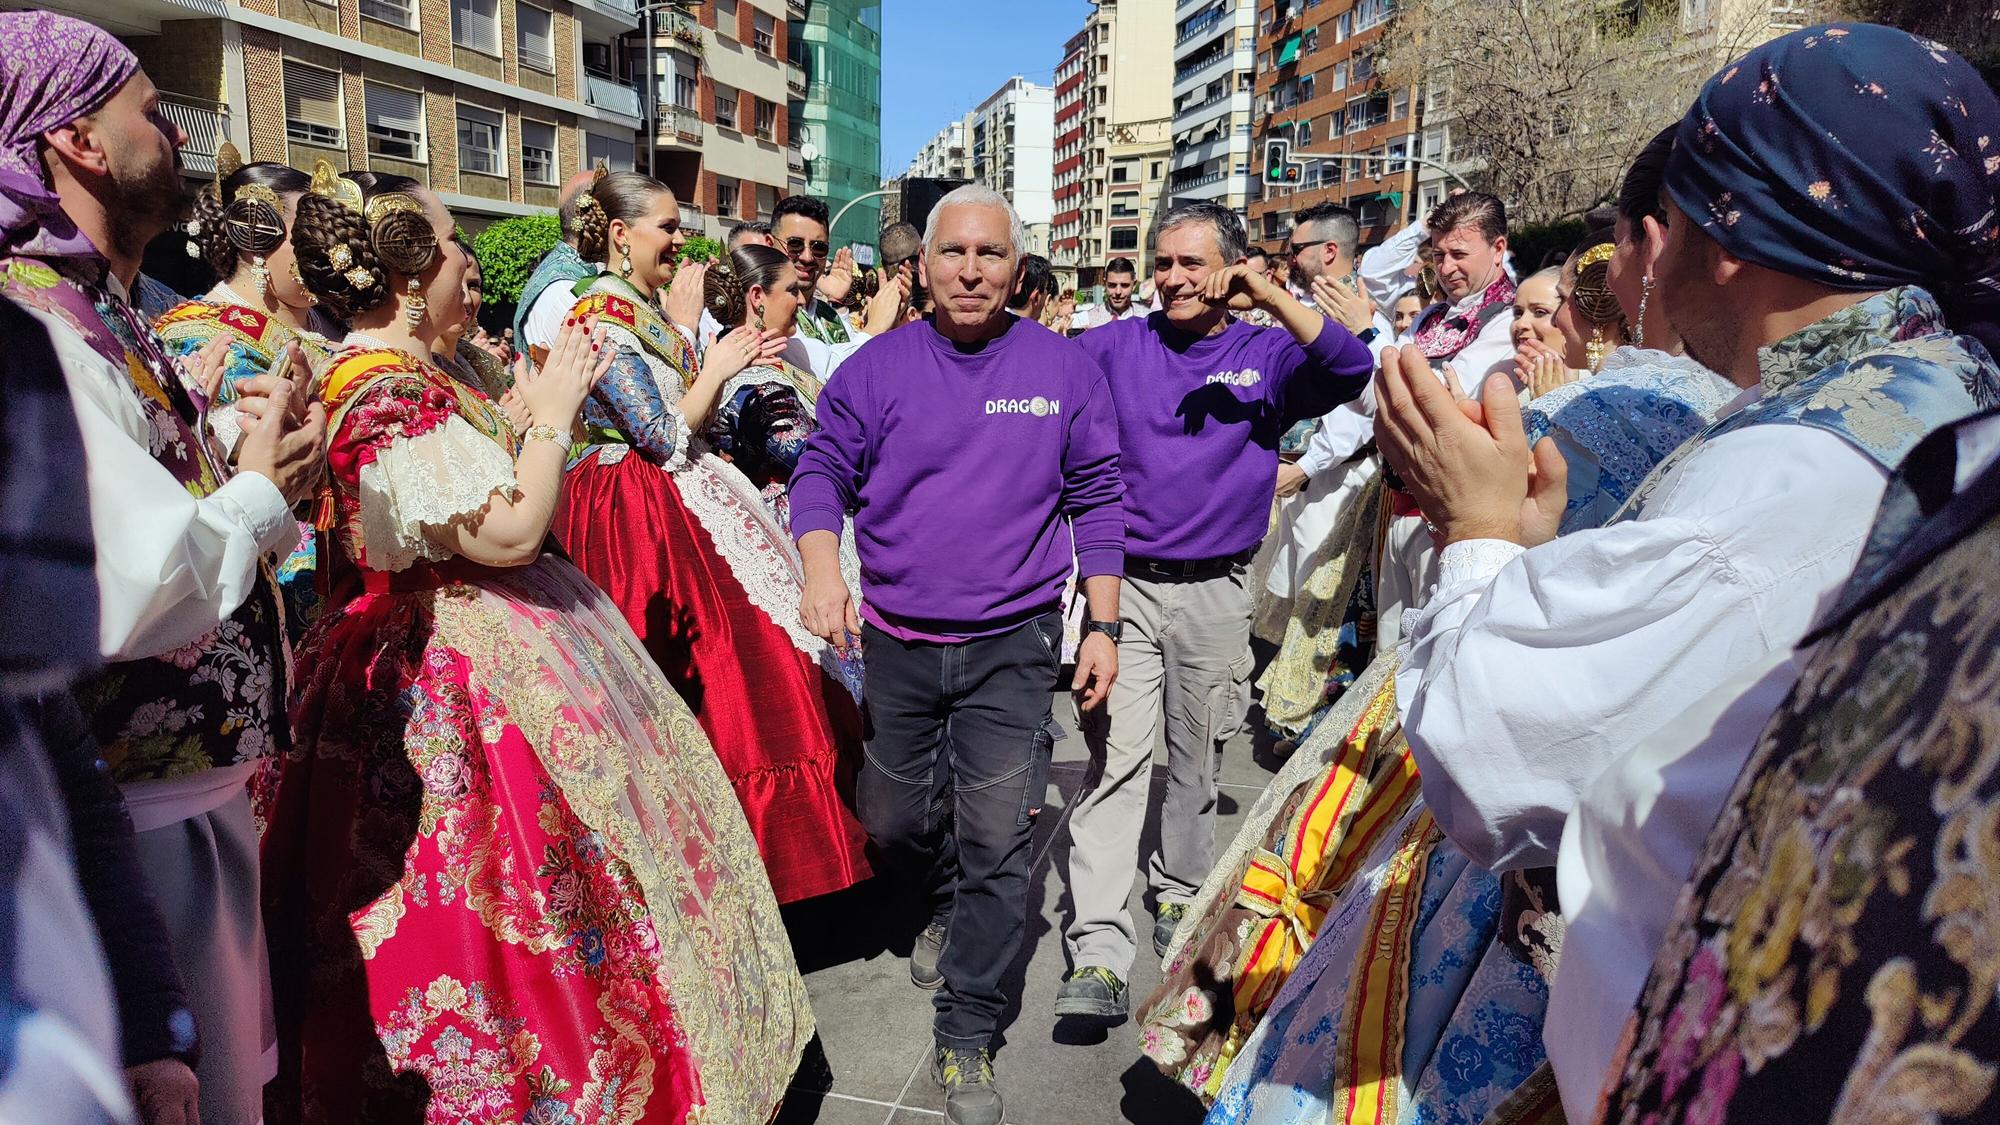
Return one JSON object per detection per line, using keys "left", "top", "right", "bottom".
{"left": 910, "top": 919, "right": 947, "bottom": 990}
{"left": 931, "top": 1044, "right": 1003, "bottom": 1125}
{"left": 1154, "top": 901, "right": 1190, "bottom": 959}
{"left": 1053, "top": 965, "right": 1129, "bottom": 1021}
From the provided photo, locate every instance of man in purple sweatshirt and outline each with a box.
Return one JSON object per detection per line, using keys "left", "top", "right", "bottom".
{"left": 1055, "top": 200, "right": 1376, "bottom": 1020}
{"left": 790, "top": 185, "right": 1125, "bottom": 1125}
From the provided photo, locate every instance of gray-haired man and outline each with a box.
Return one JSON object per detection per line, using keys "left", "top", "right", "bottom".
{"left": 1055, "top": 202, "right": 1375, "bottom": 1018}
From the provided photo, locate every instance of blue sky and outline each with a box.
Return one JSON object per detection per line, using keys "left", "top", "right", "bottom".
{"left": 878, "top": 0, "right": 1095, "bottom": 176}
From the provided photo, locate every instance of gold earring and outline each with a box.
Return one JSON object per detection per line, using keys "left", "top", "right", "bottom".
{"left": 755, "top": 303, "right": 767, "bottom": 330}
{"left": 404, "top": 275, "right": 427, "bottom": 329}
{"left": 618, "top": 246, "right": 634, "bottom": 278}
{"left": 288, "top": 261, "right": 317, "bottom": 305}
{"left": 1585, "top": 326, "right": 1608, "bottom": 372}
{"left": 250, "top": 254, "right": 270, "bottom": 300}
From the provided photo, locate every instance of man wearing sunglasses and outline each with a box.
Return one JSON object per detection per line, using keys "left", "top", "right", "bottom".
{"left": 774, "top": 194, "right": 857, "bottom": 346}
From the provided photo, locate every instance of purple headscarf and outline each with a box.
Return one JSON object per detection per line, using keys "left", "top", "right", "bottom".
{"left": 0, "top": 11, "right": 139, "bottom": 263}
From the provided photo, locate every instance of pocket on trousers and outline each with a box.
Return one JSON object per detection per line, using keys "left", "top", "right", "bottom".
{"left": 1019, "top": 724, "right": 1055, "bottom": 827}
{"left": 1210, "top": 644, "right": 1256, "bottom": 745}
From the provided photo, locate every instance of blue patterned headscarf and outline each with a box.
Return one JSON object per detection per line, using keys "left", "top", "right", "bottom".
{"left": 1665, "top": 24, "right": 2000, "bottom": 356}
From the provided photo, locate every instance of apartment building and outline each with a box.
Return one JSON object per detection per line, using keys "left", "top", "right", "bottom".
{"left": 1249, "top": 0, "right": 1417, "bottom": 251}
{"left": 1049, "top": 0, "right": 1174, "bottom": 292}
{"left": 968, "top": 78, "right": 1054, "bottom": 256}
{"left": 37, "top": 0, "right": 647, "bottom": 235}
{"left": 793, "top": 0, "right": 882, "bottom": 247}
{"left": 636, "top": 0, "right": 802, "bottom": 240}
{"left": 907, "top": 119, "right": 970, "bottom": 181}
{"left": 1168, "top": 0, "right": 1258, "bottom": 219}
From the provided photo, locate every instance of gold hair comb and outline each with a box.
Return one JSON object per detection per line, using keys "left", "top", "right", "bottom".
{"left": 308, "top": 159, "right": 365, "bottom": 216}
{"left": 364, "top": 192, "right": 426, "bottom": 226}
{"left": 215, "top": 141, "right": 245, "bottom": 189}
{"left": 1577, "top": 243, "right": 1617, "bottom": 270}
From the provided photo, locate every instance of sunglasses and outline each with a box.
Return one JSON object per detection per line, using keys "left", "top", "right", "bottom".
{"left": 1287, "top": 237, "right": 1337, "bottom": 259}
{"left": 784, "top": 236, "right": 831, "bottom": 258}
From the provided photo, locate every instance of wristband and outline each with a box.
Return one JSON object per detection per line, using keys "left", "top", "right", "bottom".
{"left": 523, "top": 424, "right": 567, "bottom": 447}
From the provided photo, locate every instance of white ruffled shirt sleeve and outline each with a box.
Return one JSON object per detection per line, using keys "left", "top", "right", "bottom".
{"left": 36, "top": 306, "right": 297, "bottom": 662}
{"left": 1397, "top": 422, "right": 1888, "bottom": 872}
{"left": 356, "top": 414, "right": 520, "bottom": 573}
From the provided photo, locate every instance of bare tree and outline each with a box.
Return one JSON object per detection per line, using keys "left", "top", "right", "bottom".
{"left": 1382, "top": 0, "right": 1782, "bottom": 224}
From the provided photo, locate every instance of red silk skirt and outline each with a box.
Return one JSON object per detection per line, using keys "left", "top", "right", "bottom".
{"left": 554, "top": 448, "right": 871, "bottom": 903}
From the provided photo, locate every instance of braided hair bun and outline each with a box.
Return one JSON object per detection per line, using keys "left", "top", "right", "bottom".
{"left": 574, "top": 170, "right": 673, "bottom": 265}
{"left": 187, "top": 163, "right": 310, "bottom": 281}
{"left": 703, "top": 244, "right": 791, "bottom": 328}
{"left": 290, "top": 170, "right": 435, "bottom": 320}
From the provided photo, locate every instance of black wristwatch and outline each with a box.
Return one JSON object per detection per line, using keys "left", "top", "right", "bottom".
{"left": 1085, "top": 620, "right": 1123, "bottom": 644}
{"left": 1357, "top": 326, "right": 1380, "bottom": 345}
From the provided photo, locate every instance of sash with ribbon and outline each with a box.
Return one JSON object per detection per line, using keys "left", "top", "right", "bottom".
{"left": 1229, "top": 675, "right": 1420, "bottom": 1023}
{"left": 1330, "top": 811, "right": 1445, "bottom": 1125}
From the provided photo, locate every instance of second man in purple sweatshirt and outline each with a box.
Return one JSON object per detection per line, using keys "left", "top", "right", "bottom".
{"left": 789, "top": 186, "right": 1124, "bottom": 1125}
{"left": 1055, "top": 200, "right": 1376, "bottom": 1021}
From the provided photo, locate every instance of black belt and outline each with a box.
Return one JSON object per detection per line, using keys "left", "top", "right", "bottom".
{"left": 1125, "top": 549, "right": 1255, "bottom": 582}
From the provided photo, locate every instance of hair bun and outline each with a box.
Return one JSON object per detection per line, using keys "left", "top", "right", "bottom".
{"left": 370, "top": 207, "right": 438, "bottom": 276}
{"left": 702, "top": 260, "right": 746, "bottom": 325}
{"left": 574, "top": 191, "right": 610, "bottom": 261}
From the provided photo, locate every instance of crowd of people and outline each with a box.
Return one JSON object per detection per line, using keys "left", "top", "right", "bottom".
{"left": 2, "top": 9, "right": 1999, "bottom": 1125}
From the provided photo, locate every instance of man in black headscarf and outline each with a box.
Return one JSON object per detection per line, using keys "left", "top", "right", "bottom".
{"left": 1368, "top": 24, "right": 2000, "bottom": 1119}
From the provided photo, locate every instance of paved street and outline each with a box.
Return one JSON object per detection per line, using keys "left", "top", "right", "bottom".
{"left": 776, "top": 696, "right": 1282, "bottom": 1124}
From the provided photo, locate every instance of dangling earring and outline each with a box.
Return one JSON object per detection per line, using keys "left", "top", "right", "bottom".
{"left": 754, "top": 302, "right": 767, "bottom": 331}
{"left": 404, "top": 275, "right": 427, "bottom": 329}
{"left": 288, "top": 261, "right": 317, "bottom": 305}
{"left": 1586, "top": 326, "right": 1608, "bottom": 373}
{"left": 250, "top": 254, "right": 270, "bottom": 300}
{"left": 618, "top": 245, "right": 634, "bottom": 279}
{"left": 1634, "top": 274, "right": 1653, "bottom": 350}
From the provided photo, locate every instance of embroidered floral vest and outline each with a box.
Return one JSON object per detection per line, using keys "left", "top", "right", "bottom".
{"left": 318, "top": 346, "right": 513, "bottom": 573}
{"left": 1612, "top": 288, "right": 2000, "bottom": 525}
{"left": 0, "top": 257, "right": 287, "bottom": 782}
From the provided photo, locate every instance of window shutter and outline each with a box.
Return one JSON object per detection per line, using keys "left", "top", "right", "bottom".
{"left": 517, "top": 5, "right": 555, "bottom": 70}
{"left": 452, "top": 0, "right": 499, "bottom": 51}
{"left": 284, "top": 61, "right": 343, "bottom": 142}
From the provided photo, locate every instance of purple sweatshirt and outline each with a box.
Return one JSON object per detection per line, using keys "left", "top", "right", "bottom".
{"left": 1078, "top": 312, "right": 1373, "bottom": 561}
{"left": 789, "top": 315, "right": 1125, "bottom": 641}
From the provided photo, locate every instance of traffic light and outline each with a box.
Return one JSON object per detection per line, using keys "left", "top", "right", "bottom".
{"left": 1263, "top": 139, "right": 1302, "bottom": 186}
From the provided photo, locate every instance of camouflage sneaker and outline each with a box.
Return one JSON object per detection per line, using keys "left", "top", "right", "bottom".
{"left": 1053, "top": 965, "right": 1129, "bottom": 1021}
{"left": 1154, "top": 901, "right": 1191, "bottom": 959}
{"left": 931, "top": 1044, "right": 1003, "bottom": 1125}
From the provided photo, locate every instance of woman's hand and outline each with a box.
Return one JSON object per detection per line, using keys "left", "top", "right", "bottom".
{"left": 516, "top": 316, "right": 609, "bottom": 428}
{"left": 699, "top": 326, "right": 781, "bottom": 387}
{"left": 1516, "top": 340, "right": 1578, "bottom": 399}
{"left": 498, "top": 368, "right": 533, "bottom": 433}
{"left": 662, "top": 259, "right": 708, "bottom": 330}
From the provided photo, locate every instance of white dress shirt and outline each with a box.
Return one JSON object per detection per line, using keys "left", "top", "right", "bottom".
{"left": 1396, "top": 415, "right": 1888, "bottom": 874}
{"left": 522, "top": 278, "right": 582, "bottom": 354}
{"left": 1358, "top": 219, "right": 1428, "bottom": 313}
{"left": 31, "top": 302, "right": 297, "bottom": 663}
{"left": 1542, "top": 409, "right": 2000, "bottom": 1121}
{"left": 690, "top": 308, "right": 869, "bottom": 383}
{"left": 1295, "top": 310, "right": 1395, "bottom": 477}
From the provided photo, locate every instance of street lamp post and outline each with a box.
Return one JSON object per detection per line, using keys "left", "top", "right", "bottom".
{"left": 829, "top": 186, "right": 896, "bottom": 246}
{"left": 631, "top": 0, "right": 692, "bottom": 177}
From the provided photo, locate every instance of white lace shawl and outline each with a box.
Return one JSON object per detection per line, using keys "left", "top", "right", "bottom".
{"left": 357, "top": 413, "right": 520, "bottom": 573}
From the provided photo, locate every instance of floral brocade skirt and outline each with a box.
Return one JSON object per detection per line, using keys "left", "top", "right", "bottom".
{"left": 263, "top": 555, "right": 811, "bottom": 1125}
{"left": 554, "top": 446, "right": 872, "bottom": 904}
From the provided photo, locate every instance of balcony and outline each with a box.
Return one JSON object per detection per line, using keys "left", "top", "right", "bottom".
{"left": 585, "top": 71, "right": 642, "bottom": 117}
{"left": 571, "top": 0, "right": 640, "bottom": 33}
{"left": 787, "top": 0, "right": 808, "bottom": 16}
{"left": 655, "top": 105, "right": 703, "bottom": 147}
{"left": 680, "top": 203, "right": 708, "bottom": 236}
{"left": 162, "top": 92, "right": 226, "bottom": 177}
{"left": 787, "top": 146, "right": 804, "bottom": 174}
{"left": 1175, "top": 8, "right": 1224, "bottom": 46}
{"left": 787, "top": 61, "right": 807, "bottom": 96}
{"left": 662, "top": 8, "right": 704, "bottom": 52}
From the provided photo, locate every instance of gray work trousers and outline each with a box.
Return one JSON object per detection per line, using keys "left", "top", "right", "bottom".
{"left": 1063, "top": 565, "right": 1251, "bottom": 976}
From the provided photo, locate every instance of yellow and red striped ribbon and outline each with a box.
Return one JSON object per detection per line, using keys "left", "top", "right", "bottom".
{"left": 1230, "top": 676, "right": 1418, "bottom": 1018}
{"left": 1332, "top": 811, "right": 1444, "bottom": 1125}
